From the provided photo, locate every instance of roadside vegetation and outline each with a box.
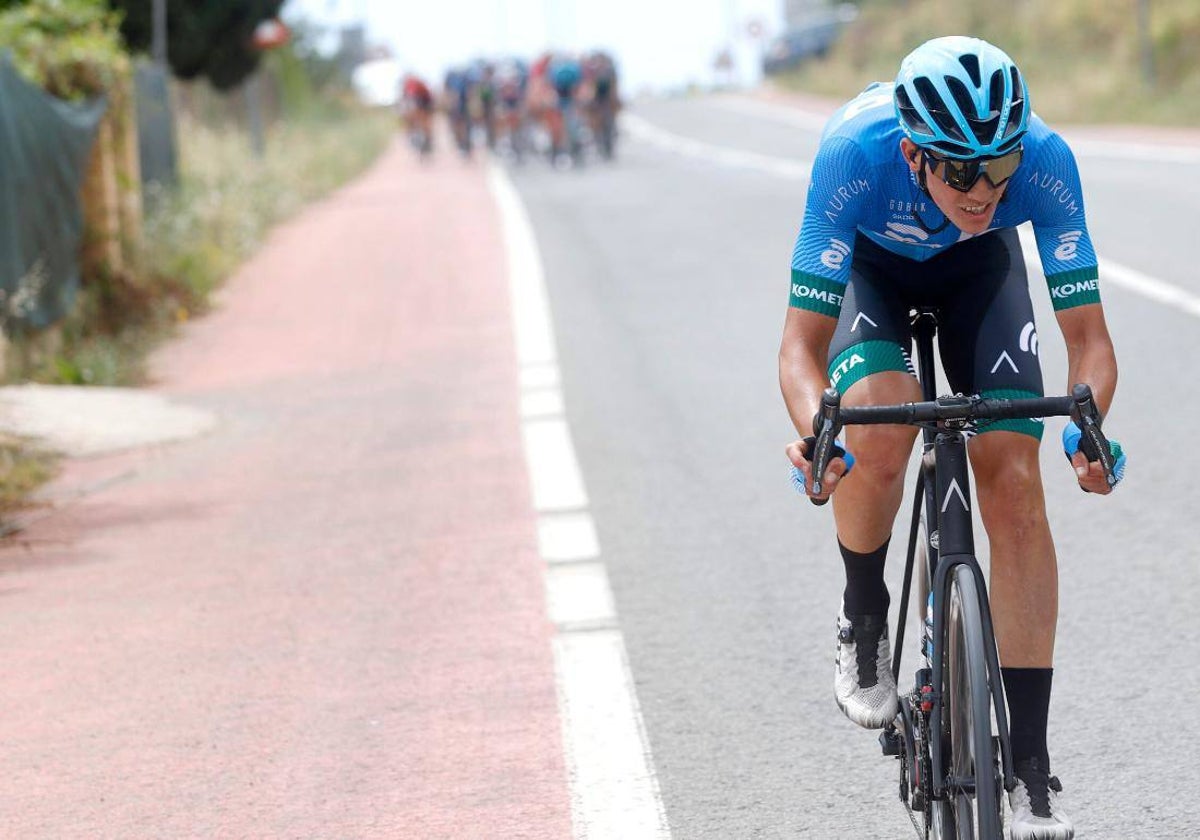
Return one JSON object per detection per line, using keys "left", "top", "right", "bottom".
{"left": 0, "top": 434, "right": 57, "bottom": 522}
{"left": 18, "top": 102, "right": 393, "bottom": 387}
{"left": 0, "top": 1, "right": 393, "bottom": 516}
{"left": 777, "top": 0, "right": 1200, "bottom": 126}
{"left": 5, "top": 55, "right": 392, "bottom": 386}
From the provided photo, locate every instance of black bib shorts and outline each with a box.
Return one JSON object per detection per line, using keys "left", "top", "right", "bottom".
{"left": 826, "top": 228, "right": 1045, "bottom": 439}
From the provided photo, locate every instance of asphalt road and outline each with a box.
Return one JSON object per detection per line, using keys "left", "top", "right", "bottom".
{"left": 507, "top": 96, "right": 1200, "bottom": 839}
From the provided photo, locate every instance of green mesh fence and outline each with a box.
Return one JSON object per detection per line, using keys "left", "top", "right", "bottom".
{"left": 134, "top": 60, "right": 177, "bottom": 191}
{"left": 0, "top": 51, "right": 105, "bottom": 331}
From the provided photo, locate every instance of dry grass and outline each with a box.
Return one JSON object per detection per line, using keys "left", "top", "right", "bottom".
{"left": 0, "top": 433, "right": 58, "bottom": 521}
{"left": 779, "top": 0, "right": 1200, "bottom": 126}
{"left": 6, "top": 104, "right": 395, "bottom": 386}
{"left": 2, "top": 103, "right": 393, "bottom": 514}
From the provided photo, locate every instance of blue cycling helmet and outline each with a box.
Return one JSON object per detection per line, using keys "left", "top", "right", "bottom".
{"left": 894, "top": 36, "right": 1029, "bottom": 159}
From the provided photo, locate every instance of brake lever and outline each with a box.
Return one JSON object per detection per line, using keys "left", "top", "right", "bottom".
{"left": 1071, "top": 383, "right": 1117, "bottom": 488}
{"left": 809, "top": 388, "right": 842, "bottom": 505}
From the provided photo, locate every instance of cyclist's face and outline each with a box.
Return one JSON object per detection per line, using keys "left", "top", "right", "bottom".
{"left": 900, "top": 139, "right": 1009, "bottom": 235}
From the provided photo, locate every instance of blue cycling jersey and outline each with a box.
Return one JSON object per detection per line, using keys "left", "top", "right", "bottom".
{"left": 789, "top": 83, "right": 1101, "bottom": 318}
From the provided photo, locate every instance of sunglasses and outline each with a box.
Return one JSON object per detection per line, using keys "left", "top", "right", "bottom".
{"left": 923, "top": 146, "right": 1024, "bottom": 192}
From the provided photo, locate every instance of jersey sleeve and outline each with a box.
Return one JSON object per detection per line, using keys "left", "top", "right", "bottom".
{"left": 788, "top": 137, "right": 872, "bottom": 318}
{"left": 1025, "top": 133, "right": 1101, "bottom": 311}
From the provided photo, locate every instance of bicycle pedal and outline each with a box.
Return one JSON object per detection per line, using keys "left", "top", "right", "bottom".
{"left": 880, "top": 728, "right": 902, "bottom": 757}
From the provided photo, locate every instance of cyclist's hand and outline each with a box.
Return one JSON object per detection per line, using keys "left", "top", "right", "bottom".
{"left": 1063, "top": 421, "right": 1126, "bottom": 495}
{"left": 786, "top": 437, "right": 855, "bottom": 504}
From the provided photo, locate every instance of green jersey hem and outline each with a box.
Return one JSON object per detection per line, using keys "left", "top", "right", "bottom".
{"left": 1046, "top": 266, "right": 1100, "bottom": 311}
{"left": 789, "top": 270, "right": 846, "bottom": 318}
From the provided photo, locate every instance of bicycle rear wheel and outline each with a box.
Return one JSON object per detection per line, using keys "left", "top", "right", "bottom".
{"left": 941, "top": 564, "right": 1003, "bottom": 839}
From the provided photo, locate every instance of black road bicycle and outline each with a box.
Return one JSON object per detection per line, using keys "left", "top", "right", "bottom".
{"left": 807, "top": 309, "right": 1117, "bottom": 839}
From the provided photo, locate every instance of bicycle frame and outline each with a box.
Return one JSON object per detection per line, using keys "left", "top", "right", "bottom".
{"left": 804, "top": 309, "right": 1116, "bottom": 835}
{"left": 900, "top": 309, "right": 1016, "bottom": 800}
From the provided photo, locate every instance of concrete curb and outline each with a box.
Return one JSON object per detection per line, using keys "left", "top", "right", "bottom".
{"left": 0, "top": 384, "right": 217, "bottom": 459}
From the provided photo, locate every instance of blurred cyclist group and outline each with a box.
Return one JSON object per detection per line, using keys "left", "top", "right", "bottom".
{"left": 398, "top": 51, "right": 621, "bottom": 167}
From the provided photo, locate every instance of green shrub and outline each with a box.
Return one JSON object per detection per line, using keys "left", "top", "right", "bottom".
{"left": 6, "top": 99, "right": 394, "bottom": 386}
{"left": 0, "top": 0, "right": 127, "bottom": 99}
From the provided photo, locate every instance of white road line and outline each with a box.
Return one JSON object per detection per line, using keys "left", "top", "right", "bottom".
{"left": 521, "top": 388, "right": 566, "bottom": 419}
{"left": 520, "top": 361, "right": 561, "bottom": 390}
{"left": 490, "top": 163, "right": 559, "bottom": 367}
{"left": 706, "top": 94, "right": 831, "bottom": 131}
{"left": 1018, "top": 227, "right": 1200, "bottom": 319}
{"left": 539, "top": 511, "right": 601, "bottom": 562}
{"left": 621, "top": 112, "right": 812, "bottom": 179}
{"left": 626, "top": 112, "right": 1200, "bottom": 320}
{"left": 705, "top": 95, "right": 1200, "bottom": 164}
{"left": 554, "top": 631, "right": 673, "bottom": 840}
{"left": 1058, "top": 136, "right": 1200, "bottom": 165}
{"left": 1096, "top": 260, "right": 1200, "bottom": 317}
{"left": 488, "top": 163, "right": 673, "bottom": 840}
{"left": 545, "top": 562, "right": 617, "bottom": 627}
{"left": 522, "top": 418, "right": 589, "bottom": 512}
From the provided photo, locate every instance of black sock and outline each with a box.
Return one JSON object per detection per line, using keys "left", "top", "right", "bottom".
{"left": 1002, "top": 667, "right": 1053, "bottom": 768}
{"left": 839, "top": 538, "right": 890, "bottom": 616}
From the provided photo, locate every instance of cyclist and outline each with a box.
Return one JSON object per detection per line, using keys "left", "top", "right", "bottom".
{"left": 467, "top": 59, "right": 498, "bottom": 150}
{"left": 400, "top": 73, "right": 435, "bottom": 155}
{"left": 494, "top": 57, "right": 529, "bottom": 157}
{"left": 778, "top": 37, "right": 1124, "bottom": 840}
{"left": 582, "top": 50, "right": 620, "bottom": 159}
{"left": 442, "top": 66, "right": 473, "bottom": 157}
{"left": 547, "top": 53, "right": 584, "bottom": 164}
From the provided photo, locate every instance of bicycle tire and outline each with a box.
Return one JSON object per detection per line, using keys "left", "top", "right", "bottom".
{"left": 915, "top": 516, "right": 956, "bottom": 840}
{"left": 943, "top": 564, "right": 1003, "bottom": 839}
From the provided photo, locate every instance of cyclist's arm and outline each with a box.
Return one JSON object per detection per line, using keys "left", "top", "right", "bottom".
{"left": 780, "top": 308, "right": 851, "bottom": 500}
{"left": 780, "top": 134, "right": 869, "bottom": 478}
{"left": 779, "top": 306, "right": 837, "bottom": 438}
{"left": 1055, "top": 302, "right": 1117, "bottom": 417}
{"left": 1023, "top": 128, "right": 1118, "bottom": 415}
{"left": 1056, "top": 302, "right": 1119, "bottom": 494}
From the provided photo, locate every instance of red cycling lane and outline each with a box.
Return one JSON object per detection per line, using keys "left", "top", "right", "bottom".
{"left": 0, "top": 134, "right": 571, "bottom": 838}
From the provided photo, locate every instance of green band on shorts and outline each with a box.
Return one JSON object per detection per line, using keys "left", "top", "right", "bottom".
{"left": 789, "top": 270, "right": 846, "bottom": 317}
{"left": 828, "top": 340, "right": 910, "bottom": 394}
{"left": 1046, "top": 266, "right": 1100, "bottom": 311}
{"left": 977, "top": 388, "right": 1045, "bottom": 440}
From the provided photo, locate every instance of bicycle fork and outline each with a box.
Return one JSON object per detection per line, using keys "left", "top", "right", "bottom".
{"left": 882, "top": 432, "right": 1016, "bottom": 824}
{"left": 926, "top": 433, "right": 1015, "bottom": 801}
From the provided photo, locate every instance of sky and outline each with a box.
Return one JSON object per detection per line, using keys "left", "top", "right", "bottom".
{"left": 282, "top": 0, "right": 786, "bottom": 94}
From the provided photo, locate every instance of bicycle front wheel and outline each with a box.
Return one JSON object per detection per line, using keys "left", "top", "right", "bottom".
{"left": 942, "top": 564, "right": 1003, "bottom": 839}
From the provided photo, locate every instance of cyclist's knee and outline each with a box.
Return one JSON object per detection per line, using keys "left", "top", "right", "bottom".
{"left": 845, "top": 424, "right": 916, "bottom": 487}
{"left": 970, "top": 433, "right": 1048, "bottom": 527}
{"left": 970, "top": 431, "right": 1040, "bottom": 487}
{"left": 840, "top": 368, "right": 919, "bottom": 406}
{"left": 840, "top": 371, "right": 920, "bottom": 484}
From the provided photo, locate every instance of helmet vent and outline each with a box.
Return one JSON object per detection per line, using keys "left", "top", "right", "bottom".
{"left": 914, "top": 76, "right": 967, "bottom": 144}
{"left": 957, "top": 54, "right": 982, "bottom": 88}
{"left": 932, "top": 140, "right": 976, "bottom": 157}
{"left": 987, "top": 69, "right": 1006, "bottom": 118}
{"left": 1005, "top": 67, "right": 1026, "bottom": 133}
{"left": 945, "top": 75, "right": 980, "bottom": 119}
{"left": 895, "top": 86, "right": 933, "bottom": 136}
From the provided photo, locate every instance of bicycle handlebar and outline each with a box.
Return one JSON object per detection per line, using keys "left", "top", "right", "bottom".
{"left": 807, "top": 383, "right": 1114, "bottom": 504}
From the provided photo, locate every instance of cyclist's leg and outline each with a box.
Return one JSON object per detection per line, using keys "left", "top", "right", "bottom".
{"left": 936, "top": 228, "right": 1056, "bottom": 669}
{"left": 829, "top": 239, "right": 921, "bottom": 557}
{"left": 826, "top": 238, "right": 918, "bottom": 729}
{"left": 936, "top": 228, "right": 1072, "bottom": 836}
